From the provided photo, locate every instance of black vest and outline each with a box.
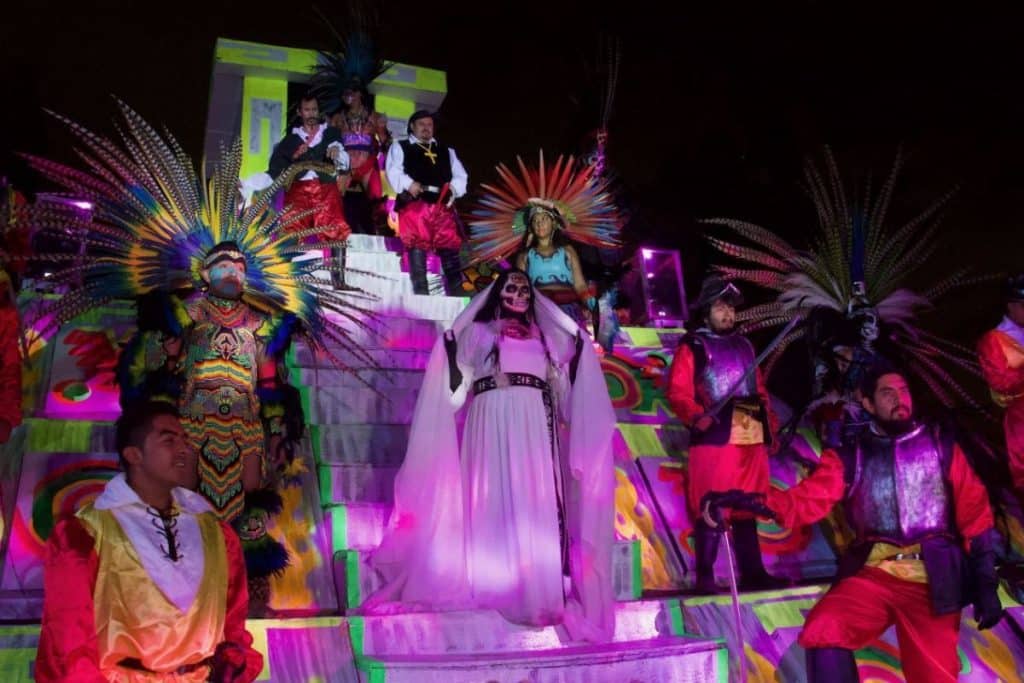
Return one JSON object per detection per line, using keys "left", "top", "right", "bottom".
{"left": 399, "top": 139, "right": 453, "bottom": 202}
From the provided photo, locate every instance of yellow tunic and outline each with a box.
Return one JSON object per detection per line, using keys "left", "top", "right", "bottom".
{"left": 77, "top": 504, "right": 229, "bottom": 682}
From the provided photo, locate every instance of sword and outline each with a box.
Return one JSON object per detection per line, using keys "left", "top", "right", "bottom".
{"left": 697, "top": 314, "right": 804, "bottom": 423}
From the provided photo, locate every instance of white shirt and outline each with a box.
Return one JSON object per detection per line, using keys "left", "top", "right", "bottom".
{"left": 292, "top": 123, "right": 343, "bottom": 181}
{"left": 93, "top": 474, "right": 214, "bottom": 612}
{"left": 385, "top": 135, "right": 468, "bottom": 198}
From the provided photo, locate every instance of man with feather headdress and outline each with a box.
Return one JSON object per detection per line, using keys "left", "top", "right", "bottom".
{"left": 22, "top": 100, "right": 376, "bottom": 597}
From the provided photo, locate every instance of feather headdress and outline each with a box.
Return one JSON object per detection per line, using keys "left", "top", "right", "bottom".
{"left": 467, "top": 151, "right": 622, "bottom": 265}
{"left": 705, "top": 147, "right": 989, "bottom": 410}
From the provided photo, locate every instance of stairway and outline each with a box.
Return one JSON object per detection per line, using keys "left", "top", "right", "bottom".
{"left": 299, "top": 235, "right": 729, "bottom": 682}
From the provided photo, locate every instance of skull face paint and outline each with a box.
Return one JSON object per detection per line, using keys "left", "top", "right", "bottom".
{"left": 500, "top": 272, "right": 532, "bottom": 316}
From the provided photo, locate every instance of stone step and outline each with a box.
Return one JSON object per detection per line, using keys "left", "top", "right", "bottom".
{"left": 292, "top": 348, "right": 432, "bottom": 374}
{"left": 293, "top": 366, "right": 425, "bottom": 388}
{"left": 348, "top": 597, "right": 690, "bottom": 657}
{"left": 354, "top": 636, "right": 725, "bottom": 683}
{"left": 308, "top": 315, "right": 443, "bottom": 352}
{"left": 319, "top": 463, "right": 399, "bottom": 506}
{"left": 334, "top": 541, "right": 642, "bottom": 611}
{"left": 302, "top": 384, "right": 419, "bottom": 425}
{"left": 313, "top": 424, "right": 409, "bottom": 466}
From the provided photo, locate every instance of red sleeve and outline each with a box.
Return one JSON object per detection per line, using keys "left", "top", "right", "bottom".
{"left": 35, "top": 517, "right": 105, "bottom": 683}
{"left": 666, "top": 343, "right": 702, "bottom": 426}
{"left": 765, "top": 450, "right": 846, "bottom": 529}
{"left": 219, "top": 522, "right": 264, "bottom": 683}
{"left": 0, "top": 307, "right": 22, "bottom": 431}
{"left": 949, "top": 444, "right": 995, "bottom": 546}
{"left": 977, "top": 331, "right": 1024, "bottom": 398}
{"left": 755, "top": 367, "right": 779, "bottom": 450}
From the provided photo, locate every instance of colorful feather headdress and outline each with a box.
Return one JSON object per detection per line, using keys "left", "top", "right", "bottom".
{"left": 309, "top": 3, "right": 393, "bottom": 115}
{"left": 467, "top": 151, "right": 622, "bottom": 265}
{"left": 20, "top": 99, "right": 377, "bottom": 372}
{"left": 704, "top": 147, "right": 990, "bottom": 410}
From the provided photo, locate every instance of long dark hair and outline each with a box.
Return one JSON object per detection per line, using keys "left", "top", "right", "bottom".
{"left": 518, "top": 206, "right": 571, "bottom": 254}
{"left": 474, "top": 268, "right": 537, "bottom": 323}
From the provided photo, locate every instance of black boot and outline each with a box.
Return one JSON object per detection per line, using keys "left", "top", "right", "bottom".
{"left": 693, "top": 521, "right": 721, "bottom": 594}
{"left": 438, "top": 248, "right": 463, "bottom": 296}
{"left": 732, "top": 518, "right": 789, "bottom": 591}
{"left": 331, "top": 246, "right": 356, "bottom": 291}
{"left": 407, "top": 247, "right": 429, "bottom": 295}
{"left": 806, "top": 647, "right": 858, "bottom": 683}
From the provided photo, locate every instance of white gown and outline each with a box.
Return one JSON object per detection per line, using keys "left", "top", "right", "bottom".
{"left": 459, "top": 322, "right": 565, "bottom": 625}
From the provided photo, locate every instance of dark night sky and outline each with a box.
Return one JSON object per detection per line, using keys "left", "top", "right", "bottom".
{"left": 3, "top": 1, "right": 1023, "bottom": 342}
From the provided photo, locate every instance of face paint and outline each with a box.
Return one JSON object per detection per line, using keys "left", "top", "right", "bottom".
{"left": 500, "top": 273, "right": 532, "bottom": 316}
{"left": 206, "top": 258, "right": 246, "bottom": 299}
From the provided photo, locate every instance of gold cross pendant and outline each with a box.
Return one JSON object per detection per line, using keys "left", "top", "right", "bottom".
{"left": 419, "top": 143, "right": 438, "bottom": 165}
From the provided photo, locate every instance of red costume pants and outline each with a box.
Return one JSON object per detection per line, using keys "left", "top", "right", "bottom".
{"left": 398, "top": 199, "right": 462, "bottom": 251}
{"left": 799, "top": 567, "right": 961, "bottom": 683}
{"left": 686, "top": 443, "right": 769, "bottom": 519}
{"left": 282, "top": 179, "right": 350, "bottom": 242}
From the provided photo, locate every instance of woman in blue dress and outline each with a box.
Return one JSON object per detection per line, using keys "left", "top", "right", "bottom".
{"left": 515, "top": 202, "right": 595, "bottom": 324}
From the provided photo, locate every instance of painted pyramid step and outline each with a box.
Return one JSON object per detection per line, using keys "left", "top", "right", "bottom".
{"left": 302, "top": 383, "right": 419, "bottom": 425}
{"left": 313, "top": 424, "right": 409, "bottom": 466}
{"left": 355, "top": 636, "right": 725, "bottom": 683}
{"left": 349, "top": 598, "right": 691, "bottom": 657}
{"left": 319, "top": 463, "right": 400, "bottom": 505}
{"left": 293, "top": 366, "right": 425, "bottom": 388}
{"left": 292, "top": 348, "right": 432, "bottom": 374}
{"left": 334, "top": 541, "right": 642, "bottom": 611}
{"left": 311, "top": 315, "right": 443, "bottom": 352}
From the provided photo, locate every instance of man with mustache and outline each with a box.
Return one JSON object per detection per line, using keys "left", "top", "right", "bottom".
{"left": 751, "top": 364, "right": 1002, "bottom": 682}
{"left": 243, "top": 94, "right": 350, "bottom": 244}
{"left": 666, "top": 275, "right": 784, "bottom": 593}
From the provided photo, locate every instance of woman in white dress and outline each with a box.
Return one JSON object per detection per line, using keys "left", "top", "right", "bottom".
{"left": 364, "top": 269, "right": 616, "bottom": 641}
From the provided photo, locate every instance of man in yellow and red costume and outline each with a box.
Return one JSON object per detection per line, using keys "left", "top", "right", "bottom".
{"left": 35, "top": 402, "right": 262, "bottom": 682}
{"left": 977, "top": 273, "right": 1024, "bottom": 493}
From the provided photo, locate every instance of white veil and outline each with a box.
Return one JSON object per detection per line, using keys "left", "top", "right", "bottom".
{"left": 364, "top": 281, "right": 617, "bottom": 641}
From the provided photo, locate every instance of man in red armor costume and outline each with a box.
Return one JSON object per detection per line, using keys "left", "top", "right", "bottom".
{"left": 977, "top": 273, "right": 1024, "bottom": 494}
{"left": 666, "top": 276, "right": 783, "bottom": 592}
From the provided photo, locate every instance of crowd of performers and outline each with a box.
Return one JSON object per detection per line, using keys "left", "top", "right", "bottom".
{"left": 0, "top": 38, "right": 1022, "bottom": 683}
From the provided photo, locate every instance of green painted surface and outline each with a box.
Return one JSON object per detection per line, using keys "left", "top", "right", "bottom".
{"left": 25, "top": 418, "right": 96, "bottom": 453}
{"left": 617, "top": 423, "right": 666, "bottom": 457}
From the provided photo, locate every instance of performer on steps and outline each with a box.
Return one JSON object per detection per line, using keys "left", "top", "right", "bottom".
{"left": 740, "top": 364, "right": 1003, "bottom": 683}
{"left": 35, "top": 402, "right": 262, "bottom": 682}
{"left": 364, "top": 270, "right": 617, "bottom": 642}
{"left": 977, "top": 273, "right": 1024, "bottom": 494}
{"left": 666, "top": 275, "right": 785, "bottom": 593}
{"left": 23, "top": 101, "right": 377, "bottom": 614}
{"left": 385, "top": 110, "right": 468, "bottom": 295}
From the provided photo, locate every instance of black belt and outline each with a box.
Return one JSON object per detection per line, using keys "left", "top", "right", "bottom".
{"left": 473, "top": 373, "right": 549, "bottom": 395}
{"left": 118, "top": 656, "right": 213, "bottom": 675}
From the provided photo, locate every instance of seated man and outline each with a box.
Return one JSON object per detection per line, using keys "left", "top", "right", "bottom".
{"left": 35, "top": 401, "right": 262, "bottom": 682}
{"left": 713, "top": 365, "right": 1002, "bottom": 683}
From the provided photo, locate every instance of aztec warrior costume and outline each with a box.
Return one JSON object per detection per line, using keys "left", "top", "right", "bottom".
{"left": 21, "top": 102, "right": 375, "bottom": 592}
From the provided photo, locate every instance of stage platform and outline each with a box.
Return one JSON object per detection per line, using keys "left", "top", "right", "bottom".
{"left": 3, "top": 234, "right": 1023, "bottom": 681}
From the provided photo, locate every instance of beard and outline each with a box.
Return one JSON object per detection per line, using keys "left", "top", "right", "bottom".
{"left": 875, "top": 414, "right": 915, "bottom": 436}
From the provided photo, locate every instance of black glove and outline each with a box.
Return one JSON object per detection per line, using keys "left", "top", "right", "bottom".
{"left": 700, "top": 489, "right": 777, "bottom": 529}
{"left": 569, "top": 331, "right": 584, "bottom": 384}
{"left": 444, "top": 330, "right": 463, "bottom": 393}
{"left": 969, "top": 529, "right": 1004, "bottom": 630}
